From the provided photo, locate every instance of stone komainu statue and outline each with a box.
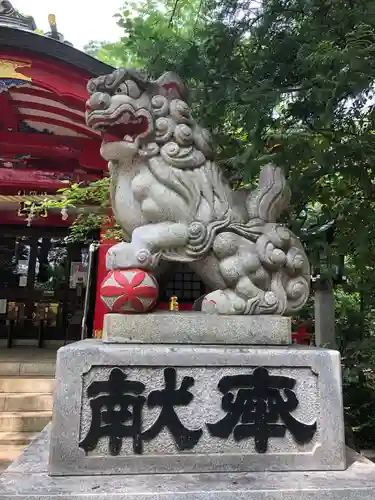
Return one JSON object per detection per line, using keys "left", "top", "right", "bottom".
{"left": 85, "top": 69, "right": 310, "bottom": 315}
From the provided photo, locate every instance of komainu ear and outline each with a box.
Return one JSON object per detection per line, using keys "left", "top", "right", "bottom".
{"left": 155, "top": 72, "right": 188, "bottom": 101}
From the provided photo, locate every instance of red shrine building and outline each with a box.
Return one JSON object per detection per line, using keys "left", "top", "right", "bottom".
{"left": 0, "top": 3, "right": 207, "bottom": 347}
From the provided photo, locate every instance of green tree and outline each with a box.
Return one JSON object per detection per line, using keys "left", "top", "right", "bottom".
{"left": 76, "top": 0, "right": 375, "bottom": 272}
{"left": 39, "top": 0, "right": 375, "bottom": 447}
{"left": 10, "top": 0, "right": 374, "bottom": 450}
{"left": 43, "top": 0, "right": 375, "bottom": 276}
{"left": 84, "top": 40, "right": 128, "bottom": 68}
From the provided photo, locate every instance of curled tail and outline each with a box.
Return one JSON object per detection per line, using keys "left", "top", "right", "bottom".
{"left": 246, "top": 164, "right": 291, "bottom": 223}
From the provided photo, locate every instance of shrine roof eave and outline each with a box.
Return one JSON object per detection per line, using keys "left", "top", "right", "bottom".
{"left": 0, "top": 26, "right": 114, "bottom": 77}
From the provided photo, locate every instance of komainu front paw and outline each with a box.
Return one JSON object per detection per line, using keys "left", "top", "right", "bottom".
{"left": 106, "top": 243, "right": 155, "bottom": 271}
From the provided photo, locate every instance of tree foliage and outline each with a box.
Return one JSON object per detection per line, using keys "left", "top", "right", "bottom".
{"left": 46, "top": 0, "right": 375, "bottom": 284}
{"left": 31, "top": 0, "right": 375, "bottom": 446}
{"left": 78, "top": 0, "right": 375, "bottom": 278}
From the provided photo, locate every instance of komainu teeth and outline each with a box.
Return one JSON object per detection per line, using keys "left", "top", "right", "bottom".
{"left": 124, "top": 135, "right": 134, "bottom": 142}
{"left": 129, "top": 117, "right": 141, "bottom": 124}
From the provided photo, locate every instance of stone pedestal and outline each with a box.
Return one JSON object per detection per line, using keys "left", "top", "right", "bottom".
{"left": 1, "top": 313, "right": 372, "bottom": 499}
{"left": 49, "top": 339, "right": 345, "bottom": 475}
{"left": 2, "top": 427, "right": 375, "bottom": 500}
{"left": 103, "top": 312, "right": 292, "bottom": 344}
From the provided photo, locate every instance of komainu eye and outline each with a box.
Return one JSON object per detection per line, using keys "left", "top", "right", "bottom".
{"left": 116, "top": 83, "right": 128, "bottom": 94}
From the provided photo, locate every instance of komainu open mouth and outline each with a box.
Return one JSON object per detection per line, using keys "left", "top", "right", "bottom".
{"left": 87, "top": 105, "right": 152, "bottom": 144}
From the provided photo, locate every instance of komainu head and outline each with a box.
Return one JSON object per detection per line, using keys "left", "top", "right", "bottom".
{"left": 86, "top": 69, "right": 213, "bottom": 164}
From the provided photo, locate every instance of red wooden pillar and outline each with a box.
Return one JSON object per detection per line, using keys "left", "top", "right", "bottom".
{"left": 92, "top": 233, "right": 116, "bottom": 339}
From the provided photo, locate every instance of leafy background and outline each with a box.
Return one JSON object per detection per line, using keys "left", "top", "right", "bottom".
{"left": 32, "top": 0, "right": 375, "bottom": 449}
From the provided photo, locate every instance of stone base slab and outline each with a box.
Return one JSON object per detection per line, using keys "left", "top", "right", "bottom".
{"left": 1, "top": 427, "right": 375, "bottom": 500}
{"left": 103, "top": 312, "right": 291, "bottom": 344}
{"left": 49, "top": 340, "right": 345, "bottom": 475}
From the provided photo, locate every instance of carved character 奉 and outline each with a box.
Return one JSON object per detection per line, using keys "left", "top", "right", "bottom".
{"left": 86, "top": 69, "right": 310, "bottom": 315}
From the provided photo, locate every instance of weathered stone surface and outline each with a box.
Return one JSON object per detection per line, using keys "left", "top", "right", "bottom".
{"left": 1, "top": 427, "right": 375, "bottom": 500}
{"left": 103, "top": 312, "right": 291, "bottom": 344}
{"left": 49, "top": 340, "right": 345, "bottom": 475}
{"left": 86, "top": 70, "right": 310, "bottom": 316}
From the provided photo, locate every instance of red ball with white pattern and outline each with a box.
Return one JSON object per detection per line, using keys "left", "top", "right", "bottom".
{"left": 100, "top": 269, "right": 159, "bottom": 313}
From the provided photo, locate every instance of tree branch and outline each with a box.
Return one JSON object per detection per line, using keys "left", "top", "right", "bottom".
{"left": 169, "top": 0, "right": 180, "bottom": 27}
